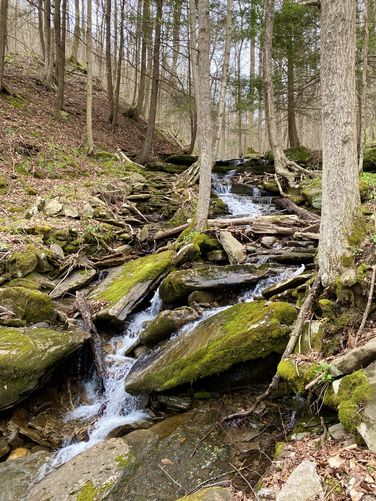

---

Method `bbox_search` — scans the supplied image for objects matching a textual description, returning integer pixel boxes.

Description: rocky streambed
[0,164,331,499]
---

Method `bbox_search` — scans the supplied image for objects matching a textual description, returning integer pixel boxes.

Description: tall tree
[86,0,94,154]
[54,0,66,109]
[358,0,369,172]
[0,0,8,93]
[112,0,126,129]
[105,0,114,122]
[318,0,363,285]
[70,0,81,63]
[137,0,163,164]
[42,0,53,88]
[133,0,151,119]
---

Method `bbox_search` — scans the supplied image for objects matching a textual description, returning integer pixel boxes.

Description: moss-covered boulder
[140,307,200,346]
[125,300,296,393]
[89,251,174,325]
[300,177,322,209]
[5,246,38,278]
[0,287,55,324]
[0,326,88,410]
[160,264,279,304]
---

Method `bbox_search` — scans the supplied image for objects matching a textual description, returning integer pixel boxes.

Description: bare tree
[42,0,54,88]
[0,0,8,93]
[70,0,81,62]
[54,0,66,109]
[86,0,94,154]
[112,0,126,129]
[318,0,363,285]
[358,0,369,172]
[105,0,114,122]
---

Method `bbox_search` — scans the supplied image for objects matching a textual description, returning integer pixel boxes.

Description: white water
[212,171,272,216]
[49,169,299,469]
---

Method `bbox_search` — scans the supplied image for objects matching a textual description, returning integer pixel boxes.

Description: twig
[354,264,376,345]
[230,462,260,500]
[158,464,185,493]
[190,424,218,458]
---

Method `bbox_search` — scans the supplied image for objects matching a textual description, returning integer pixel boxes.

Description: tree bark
[38,0,45,60]
[194,0,214,230]
[358,0,369,173]
[54,0,66,110]
[0,0,8,93]
[171,0,182,77]
[136,0,163,164]
[105,0,114,123]
[112,0,125,130]
[70,0,80,62]
[287,48,300,148]
[134,0,151,119]
[86,0,94,154]
[318,0,363,286]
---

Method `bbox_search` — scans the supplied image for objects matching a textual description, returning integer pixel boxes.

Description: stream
[47,170,303,471]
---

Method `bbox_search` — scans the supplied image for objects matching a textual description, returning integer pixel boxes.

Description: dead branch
[355,264,376,344]
[154,223,190,241]
[208,214,299,227]
[274,197,320,223]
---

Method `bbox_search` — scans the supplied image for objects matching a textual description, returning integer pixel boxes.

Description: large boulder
[0,326,88,410]
[125,300,296,393]
[159,264,279,304]
[89,251,174,325]
[140,307,200,346]
[0,287,56,325]
[50,268,96,299]
[5,246,38,278]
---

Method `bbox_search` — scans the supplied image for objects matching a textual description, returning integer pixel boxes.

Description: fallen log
[208,214,300,227]
[249,223,296,235]
[154,223,190,241]
[76,291,107,386]
[218,231,247,264]
[274,197,320,223]
[294,231,320,241]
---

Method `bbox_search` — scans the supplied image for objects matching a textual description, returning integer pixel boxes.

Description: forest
[1,0,376,499]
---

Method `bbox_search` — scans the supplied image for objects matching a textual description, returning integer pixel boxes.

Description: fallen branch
[208,214,299,227]
[76,291,107,386]
[154,223,190,241]
[223,273,322,421]
[274,197,320,223]
[355,264,376,344]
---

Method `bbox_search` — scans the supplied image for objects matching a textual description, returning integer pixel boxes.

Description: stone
[357,361,376,451]
[160,264,279,304]
[157,395,192,411]
[262,273,312,300]
[206,250,227,262]
[276,460,323,501]
[328,423,354,441]
[82,203,94,218]
[140,307,200,346]
[188,290,218,306]
[218,231,247,264]
[44,199,63,216]
[330,338,376,377]
[35,249,53,273]
[134,345,149,358]
[50,243,65,259]
[6,246,38,278]
[7,448,30,461]
[0,326,88,410]
[125,300,296,393]
[63,205,79,218]
[0,437,10,459]
[174,244,197,267]
[0,287,56,324]
[50,268,96,299]
[89,251,174,326]
[261,236,277,248]
[107,419,154,438]
[176,487,232,501]
[3,272,56,292]
[0,450,51,501]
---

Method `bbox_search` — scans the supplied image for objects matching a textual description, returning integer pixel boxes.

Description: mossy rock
[0,287,55,324]
[0,175,8,194]
[176,487,232,501]
[277,359,322,394]
[363,147,376,172]
[300,177,322,209]
[6,245,38,278]
[0,326,88,410]
[159,264,279,304]
[89,251,174,325]
[285,146,313,164]
[125,300,297,393]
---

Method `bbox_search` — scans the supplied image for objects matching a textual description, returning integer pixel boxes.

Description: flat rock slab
[330,338,376,377]
[276,460,323,501]
[262,272,312,299]
[50,268,96,299]
[177,487,232,501]
[89,250,174,325]
[357,361,376,451]
[159,264,280,304]
[0,326,88,411]
[125,300,296,393]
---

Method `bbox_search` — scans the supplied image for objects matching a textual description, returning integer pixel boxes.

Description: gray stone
[328,423,354,442]
[63,205,79,218]
[50,243,65,260]
[357,361,376,451]
[177,487,232,501]
[174,244,197,267]
[50,268,96,299]
[330,338,376,377]
[188,290,218,306]
[276,460,323,501]
[206,250,227,262]
[261,236,277,248]
[81,203,94,218]
[262,273,312,300]
[44,199,62,216]
[218,231,247,264]
[157,395,192,411]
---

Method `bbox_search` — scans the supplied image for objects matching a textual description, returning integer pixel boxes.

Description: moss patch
[337,370,373,434]
[0,286,55,323]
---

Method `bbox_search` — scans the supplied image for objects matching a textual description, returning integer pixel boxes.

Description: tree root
[223,272,322,422]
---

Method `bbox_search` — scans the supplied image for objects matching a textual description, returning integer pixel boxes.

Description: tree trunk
[43,0,53,87]
[213,0,233,158]
[287,49,300,148]
[318,0,363,286]
[194,0,214,230]
[0,0,8,93]
[112,0,125,130]
[54,0,66,110]
[70,0,80,62]
[358,0,369,173]
[136,0,163,164]
[38,0,45,60]
[237,39,244,157]
[134,0,150,119]
[105,0,114,123]
[171,0,182,77]
[86,0,94,154]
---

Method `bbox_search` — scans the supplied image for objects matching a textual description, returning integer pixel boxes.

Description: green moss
[0,287,55,323]
[323,386,340,408]
[76,482,97,501]
[324,478,343,496]
[0,175,8,194]
[6,245,38,278]
[300,177,322,209]
[177,230,220,256]
[90,250,174,305]
[277,359,321,394]
[262,180,280,194]
[3,94,27,109]
[193,391,212,399]
[285,146,313,164]
[274,441,286,459]
[114,452,135,470]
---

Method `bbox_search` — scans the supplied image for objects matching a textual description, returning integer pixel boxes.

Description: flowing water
[49,169,302,469]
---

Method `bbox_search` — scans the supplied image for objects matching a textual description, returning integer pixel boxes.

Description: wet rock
[134,345,149,358]
[7,447,30,461]
[174,243,197,267]
[188,290,219,306]
[176,487,232,501]
[125,300,296,393]
[276,460,323,501]
[165,154,198,166]
[0,450,51,501]
[160,264,279,304]
[206,250,227,262]
[140,307,200,346]
[231,183,252,195]
[157,395,192,411]
[89,250,174,326]
[330,338,376,377]
[50,268,96,299]
[44,199,63,216]
[218,231,246,264]
[0,326,88,411]
[0,287,56,324]
[107,419,154,438]
[262,273,311,299]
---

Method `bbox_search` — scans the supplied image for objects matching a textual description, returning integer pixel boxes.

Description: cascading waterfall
[48,169,302,470]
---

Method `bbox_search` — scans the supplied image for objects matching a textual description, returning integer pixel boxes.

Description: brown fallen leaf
[161,458,173,465]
